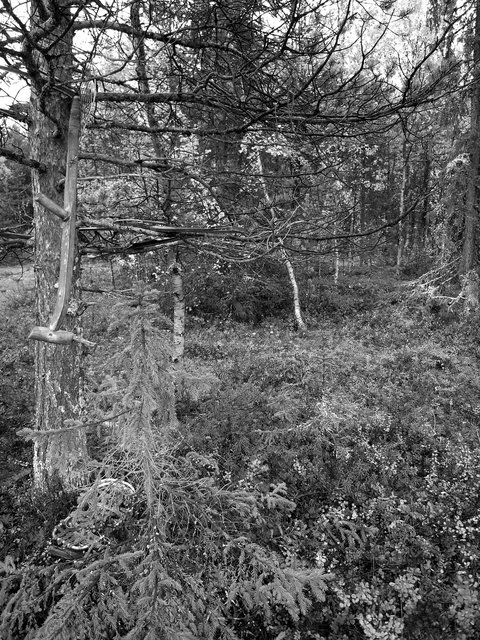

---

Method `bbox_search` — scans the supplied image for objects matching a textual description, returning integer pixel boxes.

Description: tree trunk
[416,142,431,250]
[333,219,340,284]
[130,0,164,158]
[359,149,366,266]
[28,0,87,491]
[283,251,307,332]
[464,270,480,314]
[383,142,395,256]
[255,150,307,330]
[347,208,355,271]
[169,247,185,363]
[461,0,480,280]
[396,137,410,276]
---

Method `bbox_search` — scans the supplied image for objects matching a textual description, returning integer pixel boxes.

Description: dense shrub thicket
[1,267,480,639]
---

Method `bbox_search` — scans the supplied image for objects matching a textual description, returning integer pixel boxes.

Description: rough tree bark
[28,0,87,490]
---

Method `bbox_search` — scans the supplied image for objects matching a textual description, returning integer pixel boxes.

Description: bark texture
[396,137,410,276]
[463,270,480,314]
[283,249,307,332]
[169,248,185,363]
[29,0,87,490]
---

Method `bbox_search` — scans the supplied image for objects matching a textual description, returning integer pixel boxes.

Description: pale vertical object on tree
[49,96,80,331]
[169,247,185,363]
[256,149,307,331]
[396,136,410,276]
[30,90,97,345]
[29,98,87,345]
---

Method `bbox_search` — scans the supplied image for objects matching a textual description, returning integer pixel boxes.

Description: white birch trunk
[396,137,409,276]
[256,150,307,330]
[283,248,307,332]
[169,248,185,363]
[334,220,340,284]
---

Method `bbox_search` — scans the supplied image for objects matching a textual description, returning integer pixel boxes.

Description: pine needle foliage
[0,287,329,639]
[90,286,177,512]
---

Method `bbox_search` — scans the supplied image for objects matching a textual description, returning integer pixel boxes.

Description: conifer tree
[27,0,88,489]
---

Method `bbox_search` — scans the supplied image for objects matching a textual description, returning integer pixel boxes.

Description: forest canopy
[0,0,471,261]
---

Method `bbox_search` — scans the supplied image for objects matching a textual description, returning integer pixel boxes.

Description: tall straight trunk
[169,247,185,363]
[416,142,431,250]
[130,0,164,159]
[359,150,366,266]
[396,137,410,276]
[130,14,185,349]
[404,210,412,254]
[282,248,307,332]
[28,0,87,490]
[461,0,480,277]
[256,151,307,330]
[347,208,355,271]
[383,143,395,255]
[333,219,340,284]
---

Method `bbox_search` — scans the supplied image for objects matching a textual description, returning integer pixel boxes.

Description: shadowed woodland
[2,0,480,638]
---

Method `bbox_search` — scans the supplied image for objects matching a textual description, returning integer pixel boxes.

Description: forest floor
[2,264,480,638]
[0,262,34,306]
[0,262,34,517]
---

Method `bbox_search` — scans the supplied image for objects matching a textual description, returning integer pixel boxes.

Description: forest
[1,0,480,638]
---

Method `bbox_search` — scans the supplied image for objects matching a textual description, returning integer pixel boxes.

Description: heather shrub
[175,275,480,639]
[0,289,35,536]
[0,288,35,433]
[1,290,330,640]
[4,266,480,639]
[302,441,480,639]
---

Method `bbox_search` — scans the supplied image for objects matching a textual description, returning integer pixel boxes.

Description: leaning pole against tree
[29,96,90,491]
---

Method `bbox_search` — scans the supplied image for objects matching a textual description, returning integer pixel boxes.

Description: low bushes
[3,269,480,638]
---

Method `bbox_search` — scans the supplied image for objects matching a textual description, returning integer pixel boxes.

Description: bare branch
[0,147,46,170]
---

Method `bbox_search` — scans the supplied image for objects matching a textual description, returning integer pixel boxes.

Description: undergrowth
[1,271,480,638]
[177,275,480,639]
